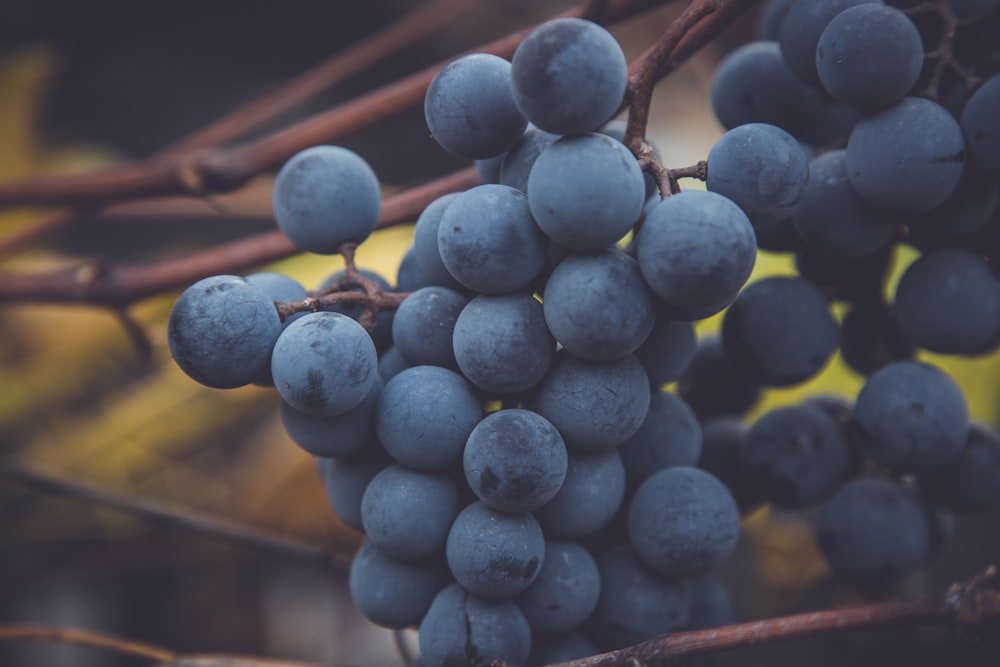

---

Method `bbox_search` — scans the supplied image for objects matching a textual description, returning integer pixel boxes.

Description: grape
[533,449,627,540]
[706,122,810,226]
[376,365,482,471]
[686,575,734,630]
[590,545,691,651]
[418,583,532,667]
[463,409,567,513]
[710,41,859,146]
[316,447,392,532]
[348,540,450,629]
[515,541,600,635]
[627,466,741,578]
[360,464,461,560]
[452,293,555,395]
[531,351,651,451]
[272,145,381,254]
[722,276,839,387]
[424,53,526,160]
[846,97,966,214]
[542,249,656,362]
[168,275,282,389]
[635,190,757,316]
[961,74,1000,180]
[527,133,646,251]
[854,361,969,473]
[511,18,627,135]
[391,286,468,368]
[893,249,1000,355]
[280,378,382,459]
[677,336,761,420]
[599,119,662,198]
[697,417,762,512]
[395,248,432,293]
[633,314,696,387]
[411,193,464,290]
[792,150,897,259]
[744,404,850,509]
[319,267,394,353]
[437,184,547,294]
[475,153,505,184]
[500,126,559,193]
[528,632,598,667]
[817,477,931,588]
[376,346,411,383]
[839,300,914,376]
[816,5,923,111]
[244,271,307,323]
[759,0,794,40]
[445,501,545,598]
[270,311,377,417]
[618,390,703,486]
[920,423,1000,516]
[777,0,883,85]
[907,168,999,247]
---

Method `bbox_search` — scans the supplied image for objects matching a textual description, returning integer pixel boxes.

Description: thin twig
[0,0,473,258]
[0,166,478,307]
[0,625,177,663]
[0,462,354,572]
[0,0,664,211]
[545,566,1000,666]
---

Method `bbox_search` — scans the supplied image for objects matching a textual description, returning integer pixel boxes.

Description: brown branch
[0,0,665,212]
[623,0,756,156]
[0,462,354,572]
[0,166,478,307]
[546,566,1000,666]
[0,624,333,667]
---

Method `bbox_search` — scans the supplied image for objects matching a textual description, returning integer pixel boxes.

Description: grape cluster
[164,3,1000,666]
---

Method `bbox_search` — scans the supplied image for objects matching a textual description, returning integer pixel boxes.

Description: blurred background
[0,1,997,665]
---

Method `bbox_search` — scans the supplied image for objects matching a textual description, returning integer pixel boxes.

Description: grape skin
[349,540,450,629]
[514,541,600,635]
[391,286,468,369]
[533,449,627,540]
[280,378,382,459]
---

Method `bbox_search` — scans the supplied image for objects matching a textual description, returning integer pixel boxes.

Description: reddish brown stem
[0,0,664,211]
[0,167,478,307]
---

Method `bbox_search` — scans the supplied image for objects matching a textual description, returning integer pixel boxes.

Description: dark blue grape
[816,4,923,111]
[543,249,656,361]
[418,583,532,667]
[686,575,734,630]
[500,126,559,193]
[475,152,505,184]
[590,545,691,651]
[792,150,897,258]
[633,314,696,387]
[511,18,627,135]
[446,501,545,598]
[272,145,381,254]
[628,466,741,578]
[361,464,461,559]
[396,247,432,293]
[818,477,930,588]
[316,450,391,532]
[961,74,1000,180]
[528,632,597,667]
[376,365,482,471]
[759,0,794,40]
[677,336,761,420]
[391,286,468,368]
[270,311,377,417]
[893,249,1000,355]
[168,275,282,389]
[636,190,756,316]
[697,417,763,512]
[319,267,395,353]
[245,271,307,323]
[349,539,450,629]
[531,351,651,451]
[453,293,555,395]
[527,133,645,251]
[599,119,661,198]
[515,541,600,635]
[412,193,464,290]
[424,53,526,160]
[907,167,999,247]
[280,378,382,459]
[854,361,969,472]
[533,449,626,540]
[846,97,965,214]
[438,184,547,293]
[706,122,809,226]
[920,423,1000,515]
[839,299,915,377]
[744,404,850,509]
[464,409,567,513]
[619,390,702,487]
[376,346,411,383]
[710,41,859,147]
[755,215,803,253]
[722,276,839,387]
[777,0,883,85]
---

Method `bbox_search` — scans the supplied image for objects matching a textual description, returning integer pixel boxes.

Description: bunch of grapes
[165,1,1000,665]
